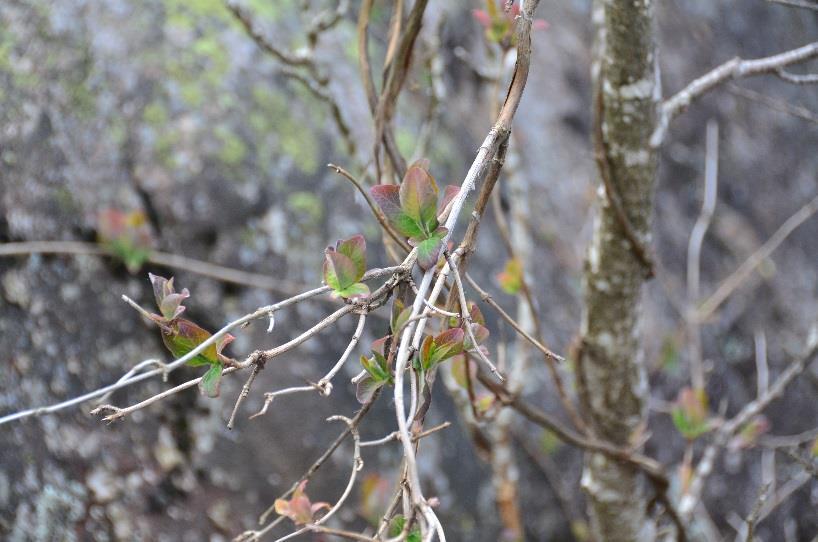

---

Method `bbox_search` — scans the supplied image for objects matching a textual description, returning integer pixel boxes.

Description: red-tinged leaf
[274,481,327,525]
[728,416,770,451]
[148,273,190,320]
[410,158,431,172]
[323,250,358,292]
[433,328,465,363]
[469,302,486,326]
[333,235,367,282]
[98,209,153,272]
[497,258,523,295]
[371,336,389,358]
[162,318,219,367]
[360,473,391,525]
[437,185,460,223]
[400,165,439,236]
[370,184,402,223]
[356,374,384,404]
[199,363,223,397]
[419,335,435,370]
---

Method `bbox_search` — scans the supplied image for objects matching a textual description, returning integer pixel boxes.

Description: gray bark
[578,1,659,540]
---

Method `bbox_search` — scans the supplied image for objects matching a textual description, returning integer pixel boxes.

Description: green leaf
[199,363,223,398]
[432,328,465,363]
[412,227,447,270]
[98,209,153,273]
[335,282,370,300]
[400,164,440,236]
[390,299,412,335]
[370,184,402,224]
[323,251,357,291]
[388,515,421,541]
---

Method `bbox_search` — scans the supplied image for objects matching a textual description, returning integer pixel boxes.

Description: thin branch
[728,84,818,125]
[744,483,771,542]
[652,41,818,147]
[0,265,401,426]
[775,68,818,84]
[696,193,818,321]
[228,362,264,430]
[327,163,411,252]
[687,120,719,391]
[465,273,563,363]
[678,325,818,520]
[765,0,818,11]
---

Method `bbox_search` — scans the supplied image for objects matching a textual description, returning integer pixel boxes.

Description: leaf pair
[357,337,393,404]
[323,235,369,299]
[370,161,459,270]
[140,274,234,397]
[274,481,329,526]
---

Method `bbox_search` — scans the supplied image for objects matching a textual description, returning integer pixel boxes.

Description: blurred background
[1,0,817,540]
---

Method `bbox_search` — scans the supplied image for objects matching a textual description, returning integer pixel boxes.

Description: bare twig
[728,84,818,124]
[696,193,818,321]
[687,120,719,391]
[652,41,818,147]
[228,362,264,430]
[745,483,771,542]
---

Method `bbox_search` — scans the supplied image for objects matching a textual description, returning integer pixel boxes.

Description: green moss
[215,125,247,166]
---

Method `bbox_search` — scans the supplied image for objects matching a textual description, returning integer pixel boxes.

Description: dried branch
[651,41,818,147]
[765,0,818,11]
[728,84,818,124]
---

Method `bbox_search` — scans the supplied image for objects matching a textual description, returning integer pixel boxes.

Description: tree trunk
[578,1,659,540]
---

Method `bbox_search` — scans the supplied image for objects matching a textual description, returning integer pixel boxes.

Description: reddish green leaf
[98,209,153,273]
[323,251,356,290]
[464,323,490,351]
[334,235,367,282]
[370,184,402,223]
[149,273,190,320]
[162,318,219,367]
[412,228,447,270]
[433,328,465,361]
[671,388,710,440]
[469,302,486,326]
[728,416,770,451]
[400,165,439,236]
[497,258,523,295]
[450,354,471,388]
[199,363,223,397]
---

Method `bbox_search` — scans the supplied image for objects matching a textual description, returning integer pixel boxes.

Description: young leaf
[355,374,384,404]
[389,515,422,542]
[199,363,223,397]
[497,258,523,295]
[336,282,370,300]
[98,209,154,272]
[391,299,412,335]
[162,319,219,367]
[400,164,440,236]
[323,235,368,298]
[370,184,403,224]
[671,388,710,440]
[274,481,329,525]
[411,227,448,270]
[334,234,367,283]
[432,328,465,362]
[149,273,190,321]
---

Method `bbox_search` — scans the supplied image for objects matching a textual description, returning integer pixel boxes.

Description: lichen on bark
[579,0,659,540]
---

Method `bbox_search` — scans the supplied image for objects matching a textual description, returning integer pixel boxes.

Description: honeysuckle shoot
[323,234,370,299]
[127,274,235,397]
[274,481,329,525]
[370,160,460,270]
[418,327,465,371]
[97,208,153,272]
[356,336,392,404]
[671,387,710,440]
